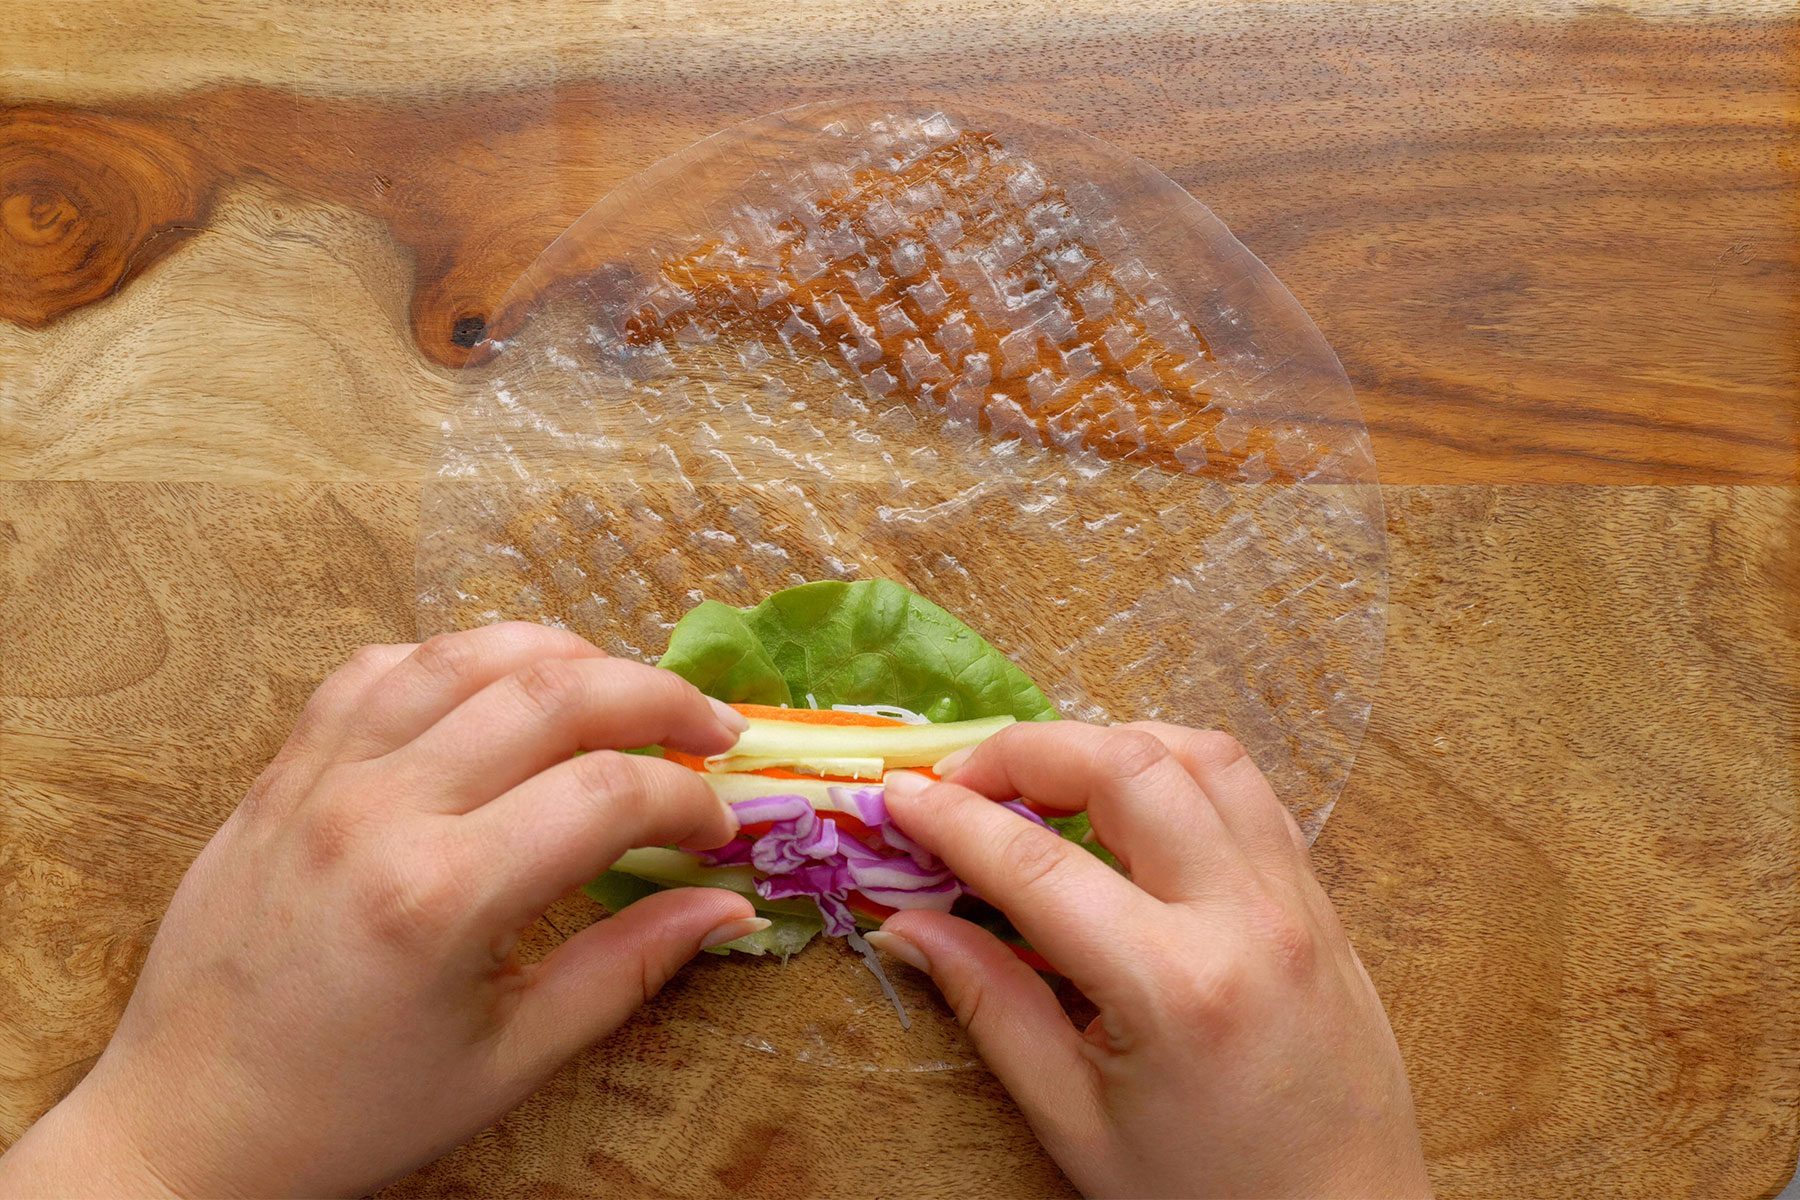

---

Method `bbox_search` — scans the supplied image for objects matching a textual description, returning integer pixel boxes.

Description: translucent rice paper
[416,102,1386,1068]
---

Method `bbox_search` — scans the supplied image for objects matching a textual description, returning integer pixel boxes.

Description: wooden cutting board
[2,4,1794,1198]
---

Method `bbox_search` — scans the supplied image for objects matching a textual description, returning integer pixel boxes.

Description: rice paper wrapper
[416,101,1388,1070]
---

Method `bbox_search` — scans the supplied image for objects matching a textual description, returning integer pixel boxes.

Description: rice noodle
[831,702,931,725]
[847,929,911,1030]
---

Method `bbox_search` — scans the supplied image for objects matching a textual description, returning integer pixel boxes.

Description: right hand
[877,722,1431,1199]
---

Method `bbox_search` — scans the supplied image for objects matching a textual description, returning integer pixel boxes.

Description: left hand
[0,623,760,1198]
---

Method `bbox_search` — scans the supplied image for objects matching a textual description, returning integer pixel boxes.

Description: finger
[340,622,610,758]
[1138,725,1343,927]
[464,750,738,920]
[938,723,1256,901]
[507,886,756,1072]
[881,772,1162,1002]
[871,911,1098,1145]
[1120,722,1310,880]
[383,658,744,812]
[287,644,418,759]
[242,643,416,820]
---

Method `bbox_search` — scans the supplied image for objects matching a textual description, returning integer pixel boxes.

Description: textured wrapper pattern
[416,103,1387,1066]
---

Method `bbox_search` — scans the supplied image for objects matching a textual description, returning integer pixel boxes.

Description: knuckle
[638,951,671,1007]
[966,719,1034,768]
[1189,730,1251,772]
[312,645,390,702]
[1095,729,1172,783]
[413,632,482,685]
[1162,957,1250,1035]
[302,644,399,722]
[511,656,586,719]
[1264,911,1317,978]
[997,824,1074,897]
[942,972,988,1034]
[294,672,355,734]
[298,797,371,872]
[234,788,273,828]
[1121,722,1253,779]
[567,749,639,800]
[355,841,463,947]
[346,643,398,673]
[496,620,595,657]
[986,720,1034,752]
[617,660,689,710]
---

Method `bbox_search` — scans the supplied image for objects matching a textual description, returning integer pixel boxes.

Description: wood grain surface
[5,1,1796,484]
[2,3,1797,1199]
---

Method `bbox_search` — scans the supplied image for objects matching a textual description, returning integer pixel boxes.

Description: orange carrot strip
[729,703,906,728]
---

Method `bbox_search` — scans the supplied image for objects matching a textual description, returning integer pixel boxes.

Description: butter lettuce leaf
[582,870,823,959]
[658,579,1055,723]
[650,601,790,707]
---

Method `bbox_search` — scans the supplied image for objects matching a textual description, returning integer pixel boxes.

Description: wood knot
[0,108,213,327]
[2,187,80,245]
[450,314,488,347]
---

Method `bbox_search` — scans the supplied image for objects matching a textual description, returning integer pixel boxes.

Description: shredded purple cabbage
[830,785,889,825]
[698,838,755,866]
[695,781,1054,1026]
[729,793,813,825]
[701,783,1047,937]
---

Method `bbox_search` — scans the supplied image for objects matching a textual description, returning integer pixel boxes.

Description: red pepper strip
[737,809,879,841]
[1006,943,1056,974]
[847,891,898,920]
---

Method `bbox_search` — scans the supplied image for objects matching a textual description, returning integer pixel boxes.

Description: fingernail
[700,916,770,949]
[865,929,930,973]
[678,828,738,854]
[932,747,974,776]
[882,769,931,799]
[708,698,750,733]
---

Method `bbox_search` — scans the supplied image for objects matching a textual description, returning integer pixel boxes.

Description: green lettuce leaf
[651,602,790,707]
[707,914,822,960]
[582,870,825,959]
[582,869,665,913]
[658,579,1056,723]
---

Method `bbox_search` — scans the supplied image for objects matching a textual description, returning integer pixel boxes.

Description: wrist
[0,1082,179,1199]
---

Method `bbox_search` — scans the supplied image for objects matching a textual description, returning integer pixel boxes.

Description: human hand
[0,624,762,1199]
[875,723,1431,1199]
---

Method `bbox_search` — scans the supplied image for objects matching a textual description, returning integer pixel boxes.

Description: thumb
[871,910,1097,1138]
[509,886,759,1070]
